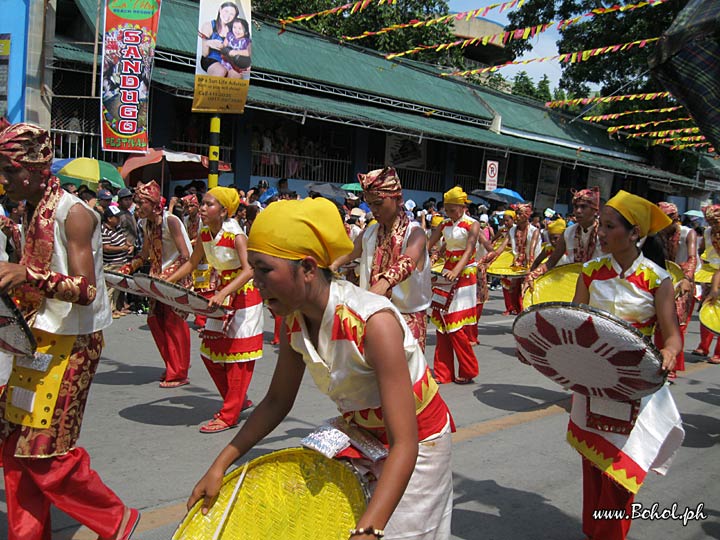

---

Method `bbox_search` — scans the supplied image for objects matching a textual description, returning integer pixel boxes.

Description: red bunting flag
[607,117,693,134]
[625,127,700,138]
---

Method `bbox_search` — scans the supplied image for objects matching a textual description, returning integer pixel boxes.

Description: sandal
[692,348,709,357]
[97,507,140,540]
[159,379,189,389]
[709,356,720,365]
[454,377,475,385]
[199,418,236,433]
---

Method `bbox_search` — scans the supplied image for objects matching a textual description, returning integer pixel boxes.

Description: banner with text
[193,0,252,113]
[0,34,9,118]
[100,0,161,152]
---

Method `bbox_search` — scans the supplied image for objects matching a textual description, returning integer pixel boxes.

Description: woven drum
[699,302,720,336]
[695,262,719,284]
[665,260,685,285]
[487,250,528,277]
[522,263,581,309]
[173,448,367,540]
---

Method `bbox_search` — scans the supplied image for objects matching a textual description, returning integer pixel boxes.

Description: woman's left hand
[659,348,677,373]
[209,291,228,308]
[0,262,28,293]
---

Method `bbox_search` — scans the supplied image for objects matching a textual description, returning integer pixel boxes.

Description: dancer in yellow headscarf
[187,196,455,539]
[570,190,682,540]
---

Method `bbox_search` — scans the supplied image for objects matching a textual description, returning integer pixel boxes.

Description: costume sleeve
[680,255,697,281]
[25,268,96,305]
[377,254,415,289]
[118,255,145,275]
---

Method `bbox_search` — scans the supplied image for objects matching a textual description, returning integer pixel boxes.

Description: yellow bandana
[605,190,671,237]
[444,186,468,206]
[504,210,516,220]
[247,198,353,268]
[208,187,240,217]
[547,218,567,235]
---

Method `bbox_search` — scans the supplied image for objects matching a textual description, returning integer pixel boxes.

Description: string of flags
[545,91,672,109]
[625,127,700,138]
[445,37,659,77]
[670,142,714,152]
[381,0,667,60]
[651,135,706,145]
[582,106,683,122]
[607,117,693,134]
[279,0,396,28]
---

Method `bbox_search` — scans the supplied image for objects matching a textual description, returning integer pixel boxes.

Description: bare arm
[427,225,443,251]
[572,273,589,305]
[356,311,419,532]
[166,240,206,284]
[654,279,682,371]
[369,227,427,297]
[167,215,190,260]
[704,269,720,305]
[330,230,364,272]
[208,234,254,308]
[187,327,306,513]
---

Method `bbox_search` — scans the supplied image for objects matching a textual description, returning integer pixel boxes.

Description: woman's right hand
[187,466,225,514]
[704,289,719,305]
[206,39,223,51]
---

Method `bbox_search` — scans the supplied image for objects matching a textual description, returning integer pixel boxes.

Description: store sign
[648,180,678,194]
[193,0,252,114]
[100,0,162,152]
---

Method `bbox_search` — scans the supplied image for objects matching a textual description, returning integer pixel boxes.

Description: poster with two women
[193,0,252,113]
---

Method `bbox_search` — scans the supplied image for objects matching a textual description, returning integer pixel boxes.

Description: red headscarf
[658,201,679,221]
[181,193,199,208]
[359,167,402,198]
[512,202,533,220]
[135,180,162,214]
[572,187,600,211]
[703,204,720,227]
[0,122,53,171]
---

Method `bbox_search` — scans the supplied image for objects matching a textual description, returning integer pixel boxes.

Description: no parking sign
[485,160,498,191]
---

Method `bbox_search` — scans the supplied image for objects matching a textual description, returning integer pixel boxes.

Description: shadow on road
[451,475,581,539]
[94,358,165,385]
[686,386,720,407]
[119,395,227,426]
[679,412,720,448]
[473,383,570,412]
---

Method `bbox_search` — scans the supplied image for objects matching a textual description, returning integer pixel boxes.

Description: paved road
[1,291,718,540]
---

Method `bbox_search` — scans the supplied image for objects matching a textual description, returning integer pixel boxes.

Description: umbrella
[304,182,348,200]
[121,148,232,186]
[51,157,125,190]
[471,188,525,204]
[684,209,704,218]
[649,0,720,152]
[341,182,363,192]
[492,187,525,204]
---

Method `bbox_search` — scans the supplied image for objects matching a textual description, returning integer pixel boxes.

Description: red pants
[697,325,720,356]
[147,302,190,382]
[433,329,479,383]
[582,457,634,540]
[203,359,255,425]
[2,431,125,540]
[501,285,522,314]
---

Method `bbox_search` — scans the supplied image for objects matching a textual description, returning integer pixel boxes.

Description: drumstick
[211,461,249,540]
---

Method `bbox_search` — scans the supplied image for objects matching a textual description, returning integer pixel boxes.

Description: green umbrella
[53,157,126,190]
[341,182,363,192]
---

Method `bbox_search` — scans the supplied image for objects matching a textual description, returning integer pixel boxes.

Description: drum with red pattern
[0,293,35,357]
[132,273,226,318]
[104,270,147,296]
[512,302,665,401]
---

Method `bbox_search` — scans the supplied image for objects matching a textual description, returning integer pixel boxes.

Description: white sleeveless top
[201,219,244,272]
[563,223,602,263]
[0,230,8,263]
[509,223,541,261]
[674,226,694,263]
[33,192,111,335]
[359,220,431,313]
[146,212,192,270]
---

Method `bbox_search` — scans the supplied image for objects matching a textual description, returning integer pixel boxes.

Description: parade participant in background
[495,202,540,316]
[469,214,499,345]
[0,123,139,540]
[571,190,683,540]
[655,201,697,377]
[524,187,601,294]
[168,187,262,433]
[120,181,193,388]
[188,197,454,539]
[332,167,431,350]
[530,217,567,270]
[692,204,720,363]
[182,193,213,328]
[427,186,480,384]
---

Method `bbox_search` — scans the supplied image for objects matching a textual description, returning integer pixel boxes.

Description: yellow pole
[208,115,221,188]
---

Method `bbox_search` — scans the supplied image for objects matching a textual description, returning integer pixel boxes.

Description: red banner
[101,0,162,153]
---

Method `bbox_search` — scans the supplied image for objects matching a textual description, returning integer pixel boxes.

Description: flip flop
[709,356,720,365]
[159,379,189,389]
[97,507,140,540]
[454,377,474,385]
[199,418,236,433]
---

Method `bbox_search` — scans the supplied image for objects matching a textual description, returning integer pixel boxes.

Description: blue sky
[448,0,564,90]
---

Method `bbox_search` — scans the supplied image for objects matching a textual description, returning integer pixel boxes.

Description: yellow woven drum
[522,263,582,309]
[699,302,720,336]
[487,250,529,277]
[665,260,685,285]
[695,262,719,284]
[173,448,367,540]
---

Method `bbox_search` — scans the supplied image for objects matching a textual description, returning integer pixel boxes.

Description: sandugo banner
[101,0,162,152]
[193,0,252,113]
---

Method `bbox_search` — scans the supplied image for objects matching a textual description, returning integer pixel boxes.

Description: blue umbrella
[684,209,704,218]
[492,188,525,204]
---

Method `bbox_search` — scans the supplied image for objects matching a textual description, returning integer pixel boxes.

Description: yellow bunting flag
[546,91,673,109]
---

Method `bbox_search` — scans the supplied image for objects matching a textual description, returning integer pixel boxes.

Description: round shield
[0,294,36,357]
[173,448,367,540]
[522,263,582,309]
[513,302,665,401]
[695,262,719,284]
[104,270,147,296]
[132,274,226,318]
[487,250,529,277]
[699,301,720,336]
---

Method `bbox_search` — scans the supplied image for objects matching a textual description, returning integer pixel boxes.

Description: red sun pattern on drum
[515,309,662,401]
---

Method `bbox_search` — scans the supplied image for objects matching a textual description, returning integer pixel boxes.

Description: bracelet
[349,526,385,538]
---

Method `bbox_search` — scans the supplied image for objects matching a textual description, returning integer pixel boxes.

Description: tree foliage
[506,0,687,98]
[253,0,465,66]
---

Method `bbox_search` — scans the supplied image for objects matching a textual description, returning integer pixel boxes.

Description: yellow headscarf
[605,190,671,237]
[247,197,353,268]
[208,187,240,217]
[504,210,516,220]
[547,218,567,235]
[430,214,445,228]
[444,186,468,206]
